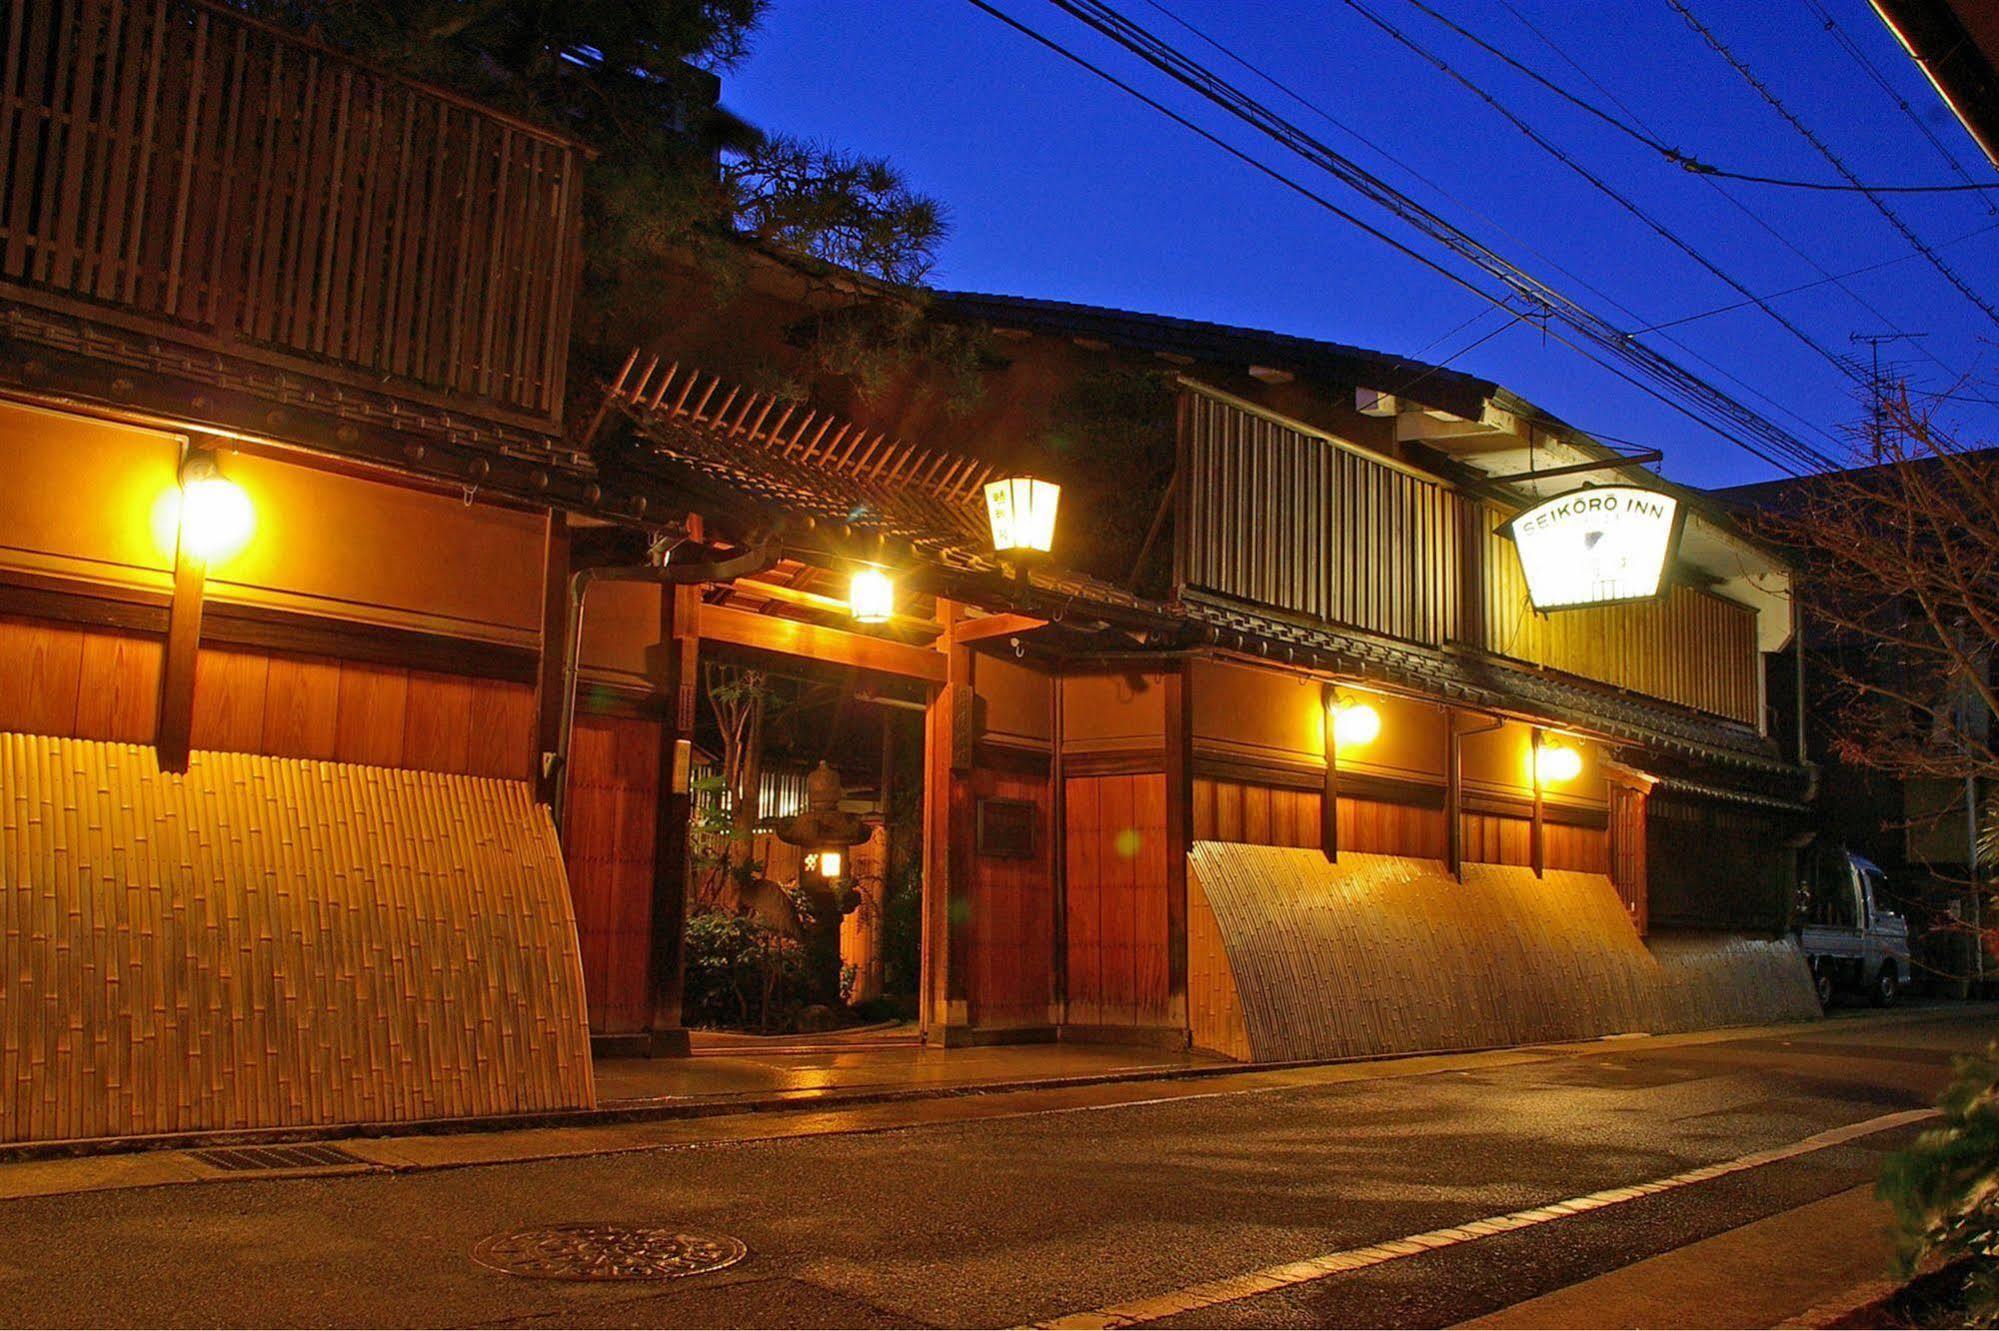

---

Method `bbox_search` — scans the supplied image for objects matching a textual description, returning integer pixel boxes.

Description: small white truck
[1796,846,1911,1008]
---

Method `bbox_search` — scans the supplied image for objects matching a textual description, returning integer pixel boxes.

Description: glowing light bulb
[175,459,253,563]
[1534,742,1583,785]
[849,567,894,624]
[1333,700,1381,748]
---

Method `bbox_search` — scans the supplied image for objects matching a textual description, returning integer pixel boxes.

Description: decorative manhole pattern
[471,1223,747,1282]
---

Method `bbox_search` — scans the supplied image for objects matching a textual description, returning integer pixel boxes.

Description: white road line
[1027,1107,1938,1330]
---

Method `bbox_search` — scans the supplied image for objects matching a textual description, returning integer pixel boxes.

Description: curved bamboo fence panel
[0,733,594,1145]
[1188,844,1815,1064]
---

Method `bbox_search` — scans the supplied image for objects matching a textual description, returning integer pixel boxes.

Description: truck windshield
[1805,852,1861,928]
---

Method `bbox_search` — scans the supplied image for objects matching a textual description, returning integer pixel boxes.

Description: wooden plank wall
[0,615,538,778]
[0,731,595,1143]
[1481,509,1761,725]
[1461,812,1609,873]
[0,615,161,744]
[1192,774,1604,870]
[190,647,535,779]
[0,0,580,425]
[1193,776,1453,859]
[560,716,659,1035]
[1646,792,1792,933]
[1180,390,1464,646]
[1063,773,1171,1028]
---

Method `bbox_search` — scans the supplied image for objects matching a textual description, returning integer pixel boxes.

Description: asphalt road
[0,1009,1987,1329]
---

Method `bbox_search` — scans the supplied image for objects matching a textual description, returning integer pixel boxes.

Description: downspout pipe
[552,535,780,837]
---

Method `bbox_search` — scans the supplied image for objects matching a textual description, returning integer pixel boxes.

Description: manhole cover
[471,1223,747,1282]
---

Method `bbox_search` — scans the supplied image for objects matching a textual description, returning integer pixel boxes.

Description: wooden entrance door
[561,715,661,1034]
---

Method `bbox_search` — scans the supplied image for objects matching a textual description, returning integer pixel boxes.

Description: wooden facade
[0,2,1818,1142]
[1177,386,1765,727]
[0,0,581,427]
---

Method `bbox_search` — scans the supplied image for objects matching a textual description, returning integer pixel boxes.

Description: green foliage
[729,137,946,288]
[804,298,993,415]
[1879,1041,1999,1325]
[682,909,807,1032]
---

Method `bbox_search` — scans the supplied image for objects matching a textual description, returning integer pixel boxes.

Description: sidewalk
[594,1029,1220,1106]
[1458,1184,1898,1330]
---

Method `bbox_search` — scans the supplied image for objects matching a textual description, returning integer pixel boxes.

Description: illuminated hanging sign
[1506,486,1681,610]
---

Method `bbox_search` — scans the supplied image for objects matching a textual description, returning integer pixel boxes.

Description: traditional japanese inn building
[0,0,1816,1147]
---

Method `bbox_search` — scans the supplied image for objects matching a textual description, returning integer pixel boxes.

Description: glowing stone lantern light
[776,762,869,897]
[984,475,1060,556]
[849,567,894,624]
[175,453,254,562]
[1533,740,1584,786]
[1332,697,1381,749]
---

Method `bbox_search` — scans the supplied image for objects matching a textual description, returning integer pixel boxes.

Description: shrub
[1879,1041,1999,1326]
[682,910,808,1033]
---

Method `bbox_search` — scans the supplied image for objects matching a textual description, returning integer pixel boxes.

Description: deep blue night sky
[724,0,1999,490]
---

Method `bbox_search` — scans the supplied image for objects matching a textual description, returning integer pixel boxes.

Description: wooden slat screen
[0,0,580,426]
[1179,389,1464,646]
[1480,508,1760,725]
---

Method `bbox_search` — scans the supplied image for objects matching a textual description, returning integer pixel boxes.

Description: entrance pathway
[594,1029,1225,1107]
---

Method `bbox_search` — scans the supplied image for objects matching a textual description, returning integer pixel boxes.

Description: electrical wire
[1136,0,1847,451]
[1665,0,1999,333]
[1342,0,1867,399]
[1490,0,1999,409]
[1631,222,1999,333]
[1379,0,1999,195]
[985,0,1840,473]
[1797,0,1995,215]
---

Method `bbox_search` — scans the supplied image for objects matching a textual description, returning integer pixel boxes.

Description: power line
[1665,0,1999,333]
[965,0,1838,474]
[1137,0,1846,451]
[1053,1,1843,471]
[1797,0,1996,215]
[1376,0,1999,195]
[1489,0,1999,408]
[1628,222,1999,333]
[1341,0,1867,395]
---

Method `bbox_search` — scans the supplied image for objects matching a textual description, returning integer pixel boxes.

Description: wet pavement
[593,1027,1224,1105]
[0,1006,1987,1328]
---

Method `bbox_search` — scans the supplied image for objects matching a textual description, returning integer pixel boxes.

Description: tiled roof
[938,290,1522,428]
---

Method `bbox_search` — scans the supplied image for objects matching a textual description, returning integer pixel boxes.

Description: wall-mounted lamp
[984,475,1060,555]
[1533,739,1583,785]
[175,452,253,562]
[1332,696,1381,749]
[849,567,894,624]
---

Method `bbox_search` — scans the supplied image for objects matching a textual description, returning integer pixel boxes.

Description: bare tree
[1753,386,1998,971]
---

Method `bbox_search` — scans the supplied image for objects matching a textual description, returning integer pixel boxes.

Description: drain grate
[189,1142,368,1172]
[473,1223,747,1282]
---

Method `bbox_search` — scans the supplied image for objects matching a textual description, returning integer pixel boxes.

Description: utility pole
[1849,331,1926,460]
